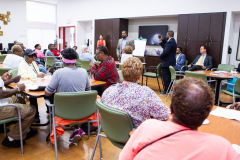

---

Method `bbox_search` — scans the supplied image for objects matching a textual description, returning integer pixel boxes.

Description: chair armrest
[175,74,185,77]
[45,99,54,108]
[211,68,217,71]
[149,66,157,68]
[220,81,235,86]
[0,104,21,118]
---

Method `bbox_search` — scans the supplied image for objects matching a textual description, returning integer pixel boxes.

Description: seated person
[121,45,133,64]
[79,45,96,62]
[3,45,24,69]
[73,46,79,56]
[102,57,169,128]
[33,56,47,74]
[173,47,186,71]
[51,44,61,56]
[0,73,37,148]
[45,48,91,143]
[35,44,44,59]
[188,46,213,71]
[119,77,240,160]
[16,42,25,53]
[90,46,119,95]
[18,49,45,123]
[46,43,62,67]
[18,49,45,79]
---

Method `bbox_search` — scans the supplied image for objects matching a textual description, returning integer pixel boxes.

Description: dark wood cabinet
[177,12,226,68]
[177,14,188,41]
[95,18,128,60]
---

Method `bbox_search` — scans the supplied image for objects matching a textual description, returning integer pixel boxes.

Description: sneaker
[69,129,81,143]
[2,137,25,148]
[160,91,167,95]
[25,128,38,140]
[79,128,85,137]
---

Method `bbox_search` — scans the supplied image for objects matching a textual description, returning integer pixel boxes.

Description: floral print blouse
[101,82,169,128]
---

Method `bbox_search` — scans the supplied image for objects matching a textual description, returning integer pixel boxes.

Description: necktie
[197,55,203,65]
[176,54,180,61]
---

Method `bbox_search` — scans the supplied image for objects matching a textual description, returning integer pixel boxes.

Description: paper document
[210,107,240,121]
[232,144,240,154]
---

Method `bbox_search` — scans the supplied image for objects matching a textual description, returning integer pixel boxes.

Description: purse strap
[137,129,189,154]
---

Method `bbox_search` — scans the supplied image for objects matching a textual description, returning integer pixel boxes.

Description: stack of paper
[210,107,240,121]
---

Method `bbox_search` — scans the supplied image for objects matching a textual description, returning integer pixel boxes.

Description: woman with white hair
[79,45,95,62]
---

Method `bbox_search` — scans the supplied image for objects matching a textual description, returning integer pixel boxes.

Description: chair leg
[49,106,53,145]
[146,77,148,86]
[52,113,58,160]
[88,121,90,139]
[157,77,161,92]
[165,81,172,97]
[218,83,222,106]
[18,116,24,155]
[4,123,7,138]
[142,76,143,86]
[90,126,102,160]
[166,81,174,102]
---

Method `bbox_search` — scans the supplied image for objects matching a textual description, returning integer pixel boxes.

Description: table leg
[215,79,221,105]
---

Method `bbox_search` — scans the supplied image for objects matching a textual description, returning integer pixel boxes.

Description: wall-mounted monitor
[139,25,168,45]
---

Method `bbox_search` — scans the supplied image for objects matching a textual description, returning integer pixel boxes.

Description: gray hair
[80,45,88,52]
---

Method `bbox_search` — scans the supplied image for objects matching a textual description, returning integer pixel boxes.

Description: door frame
[58,26,76,50]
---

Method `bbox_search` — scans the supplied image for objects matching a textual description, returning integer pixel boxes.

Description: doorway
[58,26,76,51]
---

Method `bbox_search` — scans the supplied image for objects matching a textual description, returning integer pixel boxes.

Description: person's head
[166,30,174,40]
[200,46,207,55]
[96,46,108,62]
[35,44,41,50]
[48,43,54,50]
[24,49,37,64]
[123,45,133,54]
[176,47,182,54]
[99,35,103,40]
[12,45,23,57]
[80,45,88,53]
[53,44,58,50]
[171,77,214,130]
[122,57,143,83]
[13,40,18,45]
[73,46,77,51]
[16,42,24,50]
[61,48,78,67]
[122,30,128,39]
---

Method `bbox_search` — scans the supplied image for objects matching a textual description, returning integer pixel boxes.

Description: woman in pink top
[120,77,240,160]
[34,44,44,58]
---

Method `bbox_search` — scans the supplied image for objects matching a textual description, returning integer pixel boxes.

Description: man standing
[188,46,213,71]
[159,30,177,95]
[116,30,135,60]
[173,47,186,71]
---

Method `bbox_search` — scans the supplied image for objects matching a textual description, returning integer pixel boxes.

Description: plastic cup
[36,78,41,86]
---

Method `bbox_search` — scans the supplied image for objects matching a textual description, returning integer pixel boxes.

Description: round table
[194,71,240,104]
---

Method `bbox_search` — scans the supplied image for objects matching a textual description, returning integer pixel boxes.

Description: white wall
[128,17,178,55]
[76,21,92,54]
[57,0,240,63]
[0,0,27,50]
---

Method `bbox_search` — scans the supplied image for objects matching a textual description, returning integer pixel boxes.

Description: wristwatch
[16,86,20,92]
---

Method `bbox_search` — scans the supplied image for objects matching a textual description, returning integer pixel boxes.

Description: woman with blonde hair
[102,57,168,128]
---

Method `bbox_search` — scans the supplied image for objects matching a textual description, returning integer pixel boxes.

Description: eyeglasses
[28,54,36,58]
[96,51,102,56]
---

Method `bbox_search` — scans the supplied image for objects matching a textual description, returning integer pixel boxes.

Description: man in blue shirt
[173,47,186,71]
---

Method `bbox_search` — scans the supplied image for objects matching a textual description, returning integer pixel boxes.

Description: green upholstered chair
[142,63,162,92]
[79,59,91,72]
[45,91,99,160]
[94,61,101,66]
[0,68,12,76]
[75,58,81,67]
[185,71,217,95]
[218,78,240,106]
[90,99,134,160]
[118,70,123,83]
[211,64,235,72]
[165,66,184,101]
[8,69,18,78]
[45,57,61,73]
[180,60,188,71]
[0,104,24,154]
[0,55,7,63]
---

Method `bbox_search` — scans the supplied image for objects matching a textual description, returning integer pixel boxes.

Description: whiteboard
[132,39,147,57]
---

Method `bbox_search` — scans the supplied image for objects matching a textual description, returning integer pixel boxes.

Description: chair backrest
[54,91,97,120]
[75,58,81,67]
[185,71,207,82]
[185,60,188,65]
[118,70,123,83]
[94,54,97,61]
[217,64,235,72]
[169,66,176,80]
[118,64,122,70]
[79,59,91,71]
[96,99,134,143]
[0,55,7,63]
[94,61,101,66]
[9,69,18,78]
[156,63,162,76]
[46,57,55,66]
[0,68,12,76]
[234,78,240,93]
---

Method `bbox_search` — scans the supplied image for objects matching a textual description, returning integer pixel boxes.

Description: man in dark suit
[188,46,213,71]
[159,30,177,95]
[173,47,186,71]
